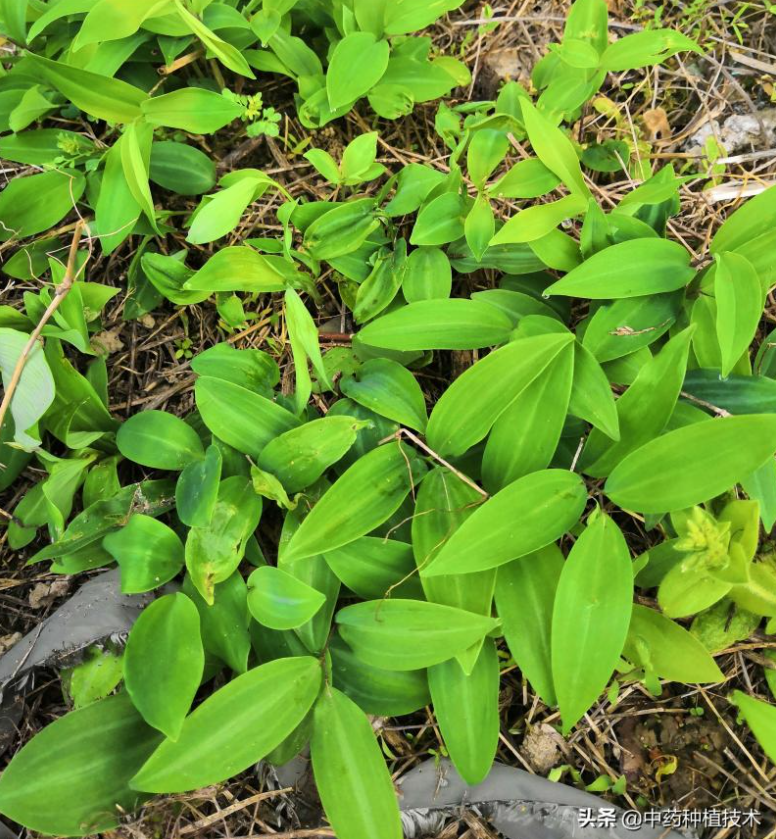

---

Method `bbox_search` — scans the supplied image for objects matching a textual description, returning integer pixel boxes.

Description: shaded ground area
[3,0,776,837]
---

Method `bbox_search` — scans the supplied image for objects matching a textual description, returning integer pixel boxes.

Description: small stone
[520,722,567,774]
[28,579,70,609]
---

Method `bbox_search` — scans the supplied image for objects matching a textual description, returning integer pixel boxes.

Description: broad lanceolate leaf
[102,514,184,593]
[490,195,588,246]
[247,565,326,630]
[423,470,587,576]
[195,376,300,457]
[624,605,722,683]
[330,635,430,716]
[341,358,427,431]
[711,183,776,255]
[545,239,694,299]
[0,694,161,837]
[605,415,776,513]
[551,511,633,734]
[132,657,321,793]
[283,442,421,562]
[428,639,500,785]
[26,54,146,123]
[285,288,331,413]
[258,416,363,493]
[142,87,244,133]
[124,593,204,741]
[324,537,423,600]
[175,443,222,527]
[185,476,262,603]
[495,544,564,706]
[426,332,574,457]
[568,342,620,440]
[184,247,296,293]
[521,98,589,198]
[581,326,694,477]
[311,688,402,839]
[326,33,390,110]
[183,572,251,674]
[357,299,513,351]
[715,252,763,378]
[0,328,55,450]
[482,341,573,491]
[731,690,776,763]
[337,599,499,671]
[412,467,496,672]
[116,410,204,470]
[0,169,85,243]
[402,247,452,302]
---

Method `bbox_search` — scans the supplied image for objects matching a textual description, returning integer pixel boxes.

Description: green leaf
[187,180,262,245]
[337,599,498,670]
[491,195,587,246]
[149,141,217,195]
[357,299,513,351]
[324,536,423,600]
[730,690,776,763]
[26,53,146,123]
[402,247,452,302]
[496,544,563,705]
[184,246,295,293]
[304,148,341,184]
[283,442,420,562]
[545,239,694,298]
[247,565,326,630]
[95,140,140,255]
[304,198,379,260]
[711,183,776,255]
[175,443,222,527]
[410,191,466,246]
[258,416,363,493]
[0,169,85,243]
[412,467,495,671]
[464,195,495,261]
[568,342,620,440]
[326,33,390,110]
[482,341,573,490]
[117,410,204,470]
[353,240,408,324]
[195,376,300,457]
[120,121,158,232]
[552,511,633,733]
[311,687,402,839]
[715,252,763,378]
[185,476,262,603]
[428,639,500,785]
[624,605,723,683]
[131,656,322,793]
[383,0,464,35]
[467,129,510,188]
[330,635,430,716]
[582,292,682,362]
[183,571,251,674]
[124,593,204,740]
[341,358,427,432]
[174,0,254,77]
[0,694,161,837]
[423,469,587,577]
[75,0,171,48]
[103,515,184,594]
[285,288,331,412]
[0,328,55,450]
[599,29,701,71]
[488,158,561,199]
[521,98,590,198]
[581,326,694,477]
[426,332,574,457]
[142,87,244,133]
[605,415,776,513]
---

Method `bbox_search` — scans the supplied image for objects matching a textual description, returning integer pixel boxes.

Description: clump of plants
[2,0,776,837]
